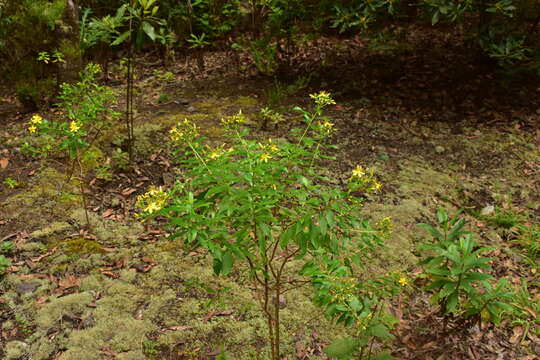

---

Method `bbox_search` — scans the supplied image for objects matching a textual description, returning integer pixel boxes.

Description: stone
[435,145,445,154]
[480,205,495,216]
[174,98,190,105]
[15,281,41,295]
[186,105,197,113]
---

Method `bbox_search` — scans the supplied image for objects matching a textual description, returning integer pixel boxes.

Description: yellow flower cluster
[205,144,234,160]
[28,114,43,133]
[221,110,246,128]
[329,277,357,304]
[69,121,81,133]
[260,107,284,125]
[318,119,335,135]
[135,186,169,216]
[309,91,336,107]
[258,139,279,163]
[170,119,199,143]
[348,165,382,193]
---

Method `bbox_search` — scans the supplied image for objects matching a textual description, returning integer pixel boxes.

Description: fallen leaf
[101,271,119,278]
[121,188,136,196]
[163,325,192,332]
[0,158,9,169]
[510,326,523,344]
[58,275,81,289]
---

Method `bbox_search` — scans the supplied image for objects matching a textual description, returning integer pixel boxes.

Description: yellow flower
[28,125,37,133]
[322,120,334,129]
[398,276,409,286]
[30,114,43,124]
[170,119,199,143]
[136,186,169,217]
[221,110,246,127]
[260,153,272,163]
[309,91,336,107]
[69,121,81,133]
[351,165,365,178]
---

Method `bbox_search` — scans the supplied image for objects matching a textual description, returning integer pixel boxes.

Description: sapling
[26,63,118,227]
[137,92,387,359]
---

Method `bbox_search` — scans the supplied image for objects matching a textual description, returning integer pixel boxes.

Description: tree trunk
[57,0,82,85]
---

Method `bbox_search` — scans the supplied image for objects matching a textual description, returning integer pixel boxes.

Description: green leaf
[111,30,130,46]
[367,323,394,339]
[349,296,361,312]
[221,251,233,275]
[323,337,359,359]
[445,291,459,314]
[432,10,440,25]
[436,208,448,225]
[142,21,156,41]
[371,351,394,360]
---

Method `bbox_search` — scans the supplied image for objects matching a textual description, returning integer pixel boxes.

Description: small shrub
[138,92,386,359]
[419,208,514,327]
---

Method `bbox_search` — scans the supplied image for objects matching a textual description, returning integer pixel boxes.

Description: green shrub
[138,92,387,359]
[419,208,514,326]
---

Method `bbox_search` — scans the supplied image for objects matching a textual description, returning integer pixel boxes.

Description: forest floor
[1,34,540,360]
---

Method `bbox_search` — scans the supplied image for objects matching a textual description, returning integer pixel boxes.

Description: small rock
[480,205,495,216]
[174,98,190,105]
[132,263,147,272]
[15,281,41,295]
[435,145,445,154]
[186,105,197,113]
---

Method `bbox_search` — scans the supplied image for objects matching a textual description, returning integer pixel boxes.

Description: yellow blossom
[258,139,279,153]
[30,114,43,124]
[351,165,365,178]
[135,186,169,217]
[221,110,246,127]
[322,120,334,129]
[309,91,336,107]
[398,276,409,286]
[260,153,272,163]
[28,125,37,133]
[69,121,81,133]
[170,119,199,143]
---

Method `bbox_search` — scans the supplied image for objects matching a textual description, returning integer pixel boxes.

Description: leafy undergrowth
[1,49,539,360]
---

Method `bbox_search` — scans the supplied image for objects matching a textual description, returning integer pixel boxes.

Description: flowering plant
[25,63,118,160]
[25,63,118,226]
[138,92,389,359]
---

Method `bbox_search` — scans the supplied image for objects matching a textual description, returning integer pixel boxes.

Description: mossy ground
[1,74,538,359]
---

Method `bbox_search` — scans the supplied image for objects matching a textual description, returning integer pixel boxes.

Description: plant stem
[76,149,90,228]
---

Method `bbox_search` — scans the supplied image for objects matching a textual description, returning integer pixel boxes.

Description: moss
[79,274,107,292]
[80,146,104,171]
[4,341,29,360]
[69,208,144,245]
[119,269,138,284]
[20,241,48,254]
[36,292,94,330]
[28,221,72,242]
[58,238,106,256]
[0,167,79,227]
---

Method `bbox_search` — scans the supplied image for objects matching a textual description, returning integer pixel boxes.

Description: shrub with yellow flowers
[25,63,118,161]
[24,63,118,226]
[138,92,392,360]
